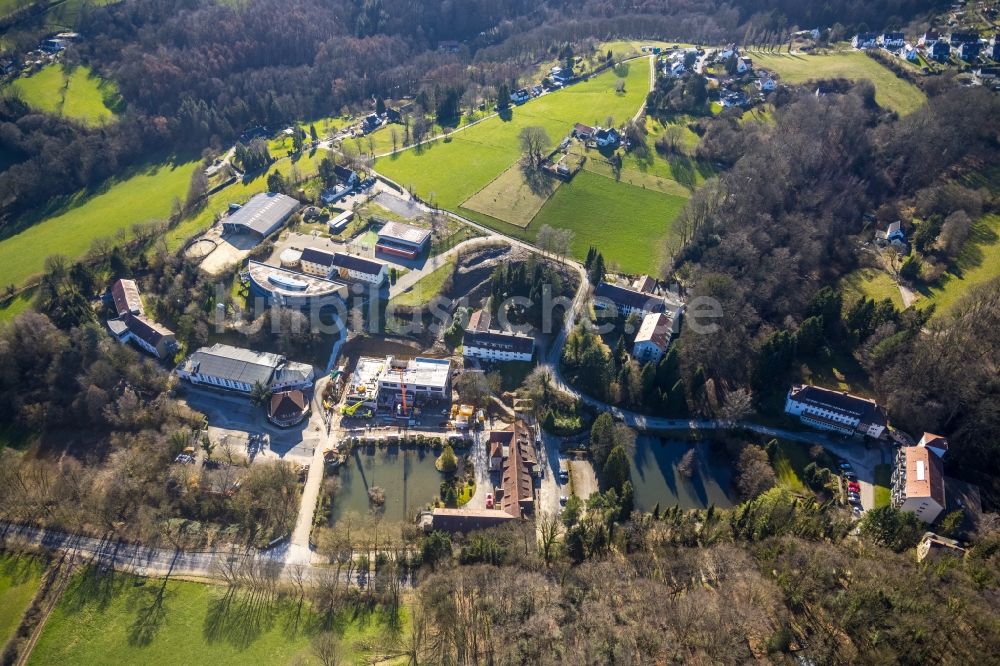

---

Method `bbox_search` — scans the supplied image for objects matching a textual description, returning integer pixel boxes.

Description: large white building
[345,355,452,410]
[298,247,387,285]
[176,344,313,394]
[107,314,176,360]
[784,385,887,438]
[632,311,679,363]
[462,309,534,362]
[892,433,947,523]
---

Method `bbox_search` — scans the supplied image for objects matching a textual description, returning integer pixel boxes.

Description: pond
[329,445,446,524]
[629,436,737,511]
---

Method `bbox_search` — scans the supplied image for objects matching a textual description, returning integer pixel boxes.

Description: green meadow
[9,64,121,125]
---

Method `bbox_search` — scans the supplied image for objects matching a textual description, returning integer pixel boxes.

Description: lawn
[917,214,1000,316]
[874,463,892,508]
[376,57,651,210]
[29,569,408,666]
[840,267,904,309]
[0,289,35,323]
[9,64,121,125]
[747,51,925,116]
[0,553,46,648]
[0,159,199,289]
[164,148,331,252]
[772,441,808,494]
[388,256,456,307]
[527,170,687,274]
[462,163,562,228]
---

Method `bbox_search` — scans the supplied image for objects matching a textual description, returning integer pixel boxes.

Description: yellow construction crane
[341,401,365,416]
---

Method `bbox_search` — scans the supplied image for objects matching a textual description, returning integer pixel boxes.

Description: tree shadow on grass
[519,161,557,198]
[126,549,183,647]
[203,586,279,650]
[667,153,697,190]
[949,218,999,278]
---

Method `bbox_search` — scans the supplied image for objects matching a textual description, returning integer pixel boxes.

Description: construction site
[340,355,453,424]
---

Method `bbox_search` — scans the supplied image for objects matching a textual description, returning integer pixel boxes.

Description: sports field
[747,51,925,115]
[29,569,408,666]
[0,159,199,288]
[9,64,120,125]
[376,58,651,209]
[462,163,562,227]
[0,553,45,648]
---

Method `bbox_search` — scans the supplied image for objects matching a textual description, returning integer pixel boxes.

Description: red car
[848,482,861,493]
[485,493,494,509]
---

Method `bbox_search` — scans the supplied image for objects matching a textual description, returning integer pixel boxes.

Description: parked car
[839,462,853,470]
[559,495,568,505]
[485,493,494,509]
[848,482,861,493]
[853,506,864,517]
[844,472,857,482]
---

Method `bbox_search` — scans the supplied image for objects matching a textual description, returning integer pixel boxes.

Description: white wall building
[463,329,534,362]
[176,344,313,394]
[892,434,947,523]
[784,384,887,437]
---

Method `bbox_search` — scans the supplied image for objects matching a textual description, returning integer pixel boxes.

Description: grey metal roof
[594,282,665,313]
[463,329,534,355]
[300,247,336,267]
[185,344,283,386]
[225,192,299,237]
[331,252,384,275]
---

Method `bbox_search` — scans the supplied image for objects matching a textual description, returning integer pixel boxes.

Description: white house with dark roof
[784,384,887,437]
[463,329,534,362]
[330,252,387,285]
[108,314,176,360]
[176,343,313,393]
[299,247,337,277]
[594,282,666,318]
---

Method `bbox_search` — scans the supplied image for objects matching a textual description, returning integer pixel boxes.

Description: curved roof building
[246,260,348,311]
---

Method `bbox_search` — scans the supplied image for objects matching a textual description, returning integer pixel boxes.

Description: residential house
[594,127,620,148]
[110,278,144,317]
[928,40,952,61]
[784,384,888,437]
[852,32,878,49]
[573,123,595,140]
[891,434,947,523]
[107,314,177,360]
[320,166,359,204]
[329,252,387,285]
[594,282,666,318]
[755,77,778,92]
[875,220,907,250]
[632,311,677,363]
[463,328,534,362]
[299,247,337,277]
[384,107,403,124]
[919,30,940,46]
[958,41,981,61]
[488,429,512,472]
[903,44,920,61]
[737,56,753,73]
[362,113,382,133]
[510,88,530,104]
[879,31,906,49]
[974,66,1000,85]
[718,44,737,60]
[949,31,980,46]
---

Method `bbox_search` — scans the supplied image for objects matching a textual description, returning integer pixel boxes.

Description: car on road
[840,462,853,471]
[848,482,861,493]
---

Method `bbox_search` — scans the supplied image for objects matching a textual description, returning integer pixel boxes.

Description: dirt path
[14,554,78,666]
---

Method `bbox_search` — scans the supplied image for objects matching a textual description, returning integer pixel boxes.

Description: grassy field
[0,159,199,289]
[874,463,892,508]
[917,214,1000,315]
[840,267,904,309]
[376,58,650,210]
[9,64,120,125]
[0,290,35,323]
[772,441,808,494]
[462,163,562,227]
[29,569,407,666]
[164,148,330,251]
[0,553,45,647]
[528,170,687,274]
[747,51,926,115]
[388,257,455,307]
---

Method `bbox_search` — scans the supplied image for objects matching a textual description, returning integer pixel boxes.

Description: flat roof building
[176,343,313,394]
[376,221,431,260]
[246,260,348,311]
[222,192,299,240]
[345,355,452,409]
